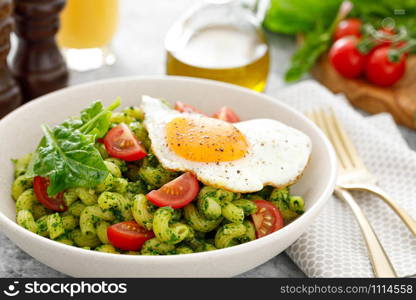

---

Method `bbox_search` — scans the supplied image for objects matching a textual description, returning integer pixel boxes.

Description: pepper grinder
[0,0,21,118]
[11,0,68,102]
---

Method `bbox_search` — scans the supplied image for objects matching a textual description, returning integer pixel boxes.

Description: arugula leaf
[26,99,120,196]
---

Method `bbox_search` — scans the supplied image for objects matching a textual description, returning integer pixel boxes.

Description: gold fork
[306,109,402,277]
[308,109,416,236]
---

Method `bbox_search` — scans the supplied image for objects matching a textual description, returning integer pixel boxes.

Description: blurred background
[5,0,415,130]
[64,0,292,90]
[60,0,416,150]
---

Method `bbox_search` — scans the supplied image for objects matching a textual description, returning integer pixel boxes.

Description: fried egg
[141,96,311,193]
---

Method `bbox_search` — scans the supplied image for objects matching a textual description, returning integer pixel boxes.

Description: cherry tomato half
[175,101,206,115]
[252,200,284,238]
[212,106,240,123]
[334,18,362,41]
[107,221,155,251]
[146,172,200,209]
[33,176,67,212]
[329,36,367,78]
[365,46,406,87]
[104,123,147,162]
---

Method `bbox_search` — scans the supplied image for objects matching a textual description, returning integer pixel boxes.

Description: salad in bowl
[0,77,336,277]
[12,95,311,255]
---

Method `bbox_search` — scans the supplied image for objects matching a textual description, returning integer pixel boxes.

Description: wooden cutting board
[312,55,416,129]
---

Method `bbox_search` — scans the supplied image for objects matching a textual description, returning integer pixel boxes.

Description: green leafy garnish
[284,23,333,82]
[26,99,120,196]
[263,0,416,81]
[263,0,341,35]
[284,1,353,82]
[78,99,120,138]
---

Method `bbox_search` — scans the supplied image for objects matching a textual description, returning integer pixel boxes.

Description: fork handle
[335,188,397,278]
[340,183,416,236]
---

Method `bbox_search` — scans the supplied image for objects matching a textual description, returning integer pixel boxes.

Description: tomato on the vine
[365,46,406,87]
[334,18,362,41]
[329,36,367,78]
[373,27,399,49]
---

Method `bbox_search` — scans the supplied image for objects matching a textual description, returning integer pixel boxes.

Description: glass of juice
[57,0,119,71]
[165,0,269,92]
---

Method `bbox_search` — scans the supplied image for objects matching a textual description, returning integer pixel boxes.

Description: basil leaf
[26,98,121,196]
[33,124,108,196]
[285,25,332,82]
[81,101,104,124]
[263,0,342,34]
[78,98,120,138]
[264,0,416,82]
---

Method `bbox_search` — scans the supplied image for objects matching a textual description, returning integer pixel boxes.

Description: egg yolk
[166,117,248,162]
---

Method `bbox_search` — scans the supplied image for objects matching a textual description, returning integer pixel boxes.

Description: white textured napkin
[273,80,416,278]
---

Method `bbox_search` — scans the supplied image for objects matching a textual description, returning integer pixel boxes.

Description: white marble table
[0,0,414,278]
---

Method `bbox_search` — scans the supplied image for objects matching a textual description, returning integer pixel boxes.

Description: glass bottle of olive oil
[165,0,269,92]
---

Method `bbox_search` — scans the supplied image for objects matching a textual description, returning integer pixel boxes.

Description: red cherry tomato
[252,200,284,238]
[334,18,362,41]
[175,101,206,115]
[33,176,67,212]
[329,36,367,78]
[371,28,406,53]
[373,27,396,49]
[104,123,147,162]
[107,221,155,251]
[378,27,396,40]
[212,106,240,123]
[378,27,396,35]
[146,172,200,209]
[365,46,406,87]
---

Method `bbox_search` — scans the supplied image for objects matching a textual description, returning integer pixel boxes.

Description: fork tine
[306,111,333,155]
[316,109,354,170]
[305,111,328,135]
[306,111,334,155]
[328,108,364,169]
[307,110,346,170]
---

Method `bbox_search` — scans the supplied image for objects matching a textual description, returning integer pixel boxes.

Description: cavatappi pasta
[12,104,305,255]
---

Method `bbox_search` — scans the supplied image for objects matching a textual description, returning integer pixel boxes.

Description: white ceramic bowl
[0,76,337,277]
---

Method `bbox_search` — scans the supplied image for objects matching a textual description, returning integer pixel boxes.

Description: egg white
[141,96,312,193]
